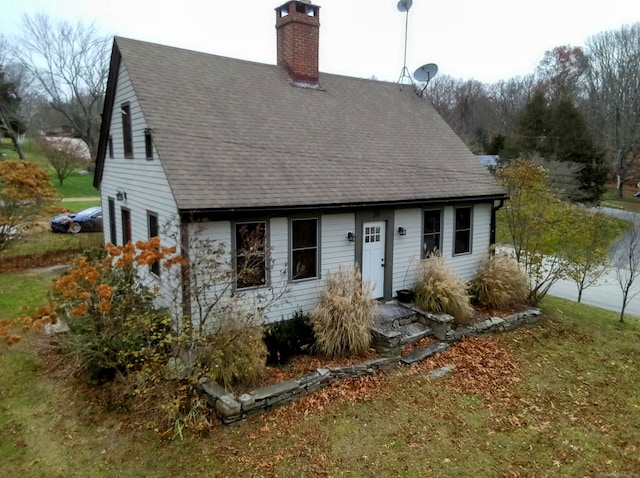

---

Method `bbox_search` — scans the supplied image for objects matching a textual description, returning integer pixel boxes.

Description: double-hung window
[290,218,318,281]
[423,210,441,257]
[235,221,267,289]
[454,206,472,255]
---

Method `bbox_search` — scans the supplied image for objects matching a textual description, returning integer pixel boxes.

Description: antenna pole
[396,0,414,86]
[403,9,409,74]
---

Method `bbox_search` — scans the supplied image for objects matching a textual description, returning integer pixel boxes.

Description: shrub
[264,310,315,365]
[470,251,530,310]
[49,242,174,383]
[200,322,267,387]
[414,252,473,324]
[311,266,376,357]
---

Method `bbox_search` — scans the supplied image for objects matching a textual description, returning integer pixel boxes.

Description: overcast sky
[2,0,640,84]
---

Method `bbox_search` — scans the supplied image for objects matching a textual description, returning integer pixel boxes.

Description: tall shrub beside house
[469,251,529,309]
[414,252,473,324]
[311,266,376,357]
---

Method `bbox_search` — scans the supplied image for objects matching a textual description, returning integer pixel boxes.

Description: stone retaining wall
[443,308,542,342]
[201,357,401,424]
[201,307,542,424]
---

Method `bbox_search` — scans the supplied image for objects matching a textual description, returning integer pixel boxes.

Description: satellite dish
[397,0,413,13]
[414,63,439,83]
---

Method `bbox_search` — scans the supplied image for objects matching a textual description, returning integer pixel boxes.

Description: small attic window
[279,6,289,17]
[121,103,133,158]
[144,128,153,160]
[108,135,113,159]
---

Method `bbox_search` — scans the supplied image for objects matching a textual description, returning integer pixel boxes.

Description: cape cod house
[94,0,506,322]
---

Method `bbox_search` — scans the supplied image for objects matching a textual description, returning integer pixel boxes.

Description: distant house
[94,0,506,322]
[477,155,499,169]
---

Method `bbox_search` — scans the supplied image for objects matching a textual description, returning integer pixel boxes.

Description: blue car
[50,206,103,234]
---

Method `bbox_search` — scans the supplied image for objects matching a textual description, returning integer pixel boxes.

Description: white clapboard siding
[442,203,492,281]
[392,208,422,292]
[187,214,357,323]
[100,61,180,301]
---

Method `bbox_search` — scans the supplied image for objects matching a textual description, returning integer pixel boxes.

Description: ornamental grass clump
[414,252,473,324]
[470,251,530,310]
[311,266,376,357]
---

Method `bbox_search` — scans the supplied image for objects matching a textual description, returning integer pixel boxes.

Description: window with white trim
[235,221,267,289]
[454,206,472,255]
[423,209,441,257]
[291,218,318,281]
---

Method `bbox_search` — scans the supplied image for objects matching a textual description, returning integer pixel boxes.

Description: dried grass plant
[470,251,530,310]
[311,266,376,357]
[414,252,473,323]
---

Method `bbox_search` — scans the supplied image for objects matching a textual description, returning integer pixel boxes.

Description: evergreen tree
[507,91,606,202]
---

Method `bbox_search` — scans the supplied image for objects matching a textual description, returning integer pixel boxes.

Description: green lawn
[1,269,639,476]
[54,172,99,198]
[601,186,640,213]
[1,137,98,199]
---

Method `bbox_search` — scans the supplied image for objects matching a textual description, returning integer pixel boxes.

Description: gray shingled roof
[113,37,505,211]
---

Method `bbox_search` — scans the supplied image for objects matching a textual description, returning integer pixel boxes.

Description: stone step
[371,321,433,356]
[398,322,433,346]
[400,341,449,365]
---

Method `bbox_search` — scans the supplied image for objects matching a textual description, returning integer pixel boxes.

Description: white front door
[362,221,386,299]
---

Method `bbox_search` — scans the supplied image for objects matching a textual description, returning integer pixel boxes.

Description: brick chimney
[275,1,320,85]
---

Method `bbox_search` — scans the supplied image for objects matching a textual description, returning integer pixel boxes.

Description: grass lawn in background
[601,186,640,213]
[1,137,98,199]
[53,171,99,199]
[1,268,639,477]
[60,200,102,212]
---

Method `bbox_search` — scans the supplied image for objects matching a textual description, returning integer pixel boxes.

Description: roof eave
[178,193,508,221]
[93,39,122,189]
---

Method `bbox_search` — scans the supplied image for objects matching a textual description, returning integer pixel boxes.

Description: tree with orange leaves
[0,160,58,250]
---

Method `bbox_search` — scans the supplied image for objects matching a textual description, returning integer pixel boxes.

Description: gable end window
[290,218,318,281]
[148,212,160,276]
[108,135,114,159]
[235,221,267,289]
[145,129,153,160]
[454,206,472,255]
[121,102,133,158]
[423,209,441,257]
[108,198,116,245]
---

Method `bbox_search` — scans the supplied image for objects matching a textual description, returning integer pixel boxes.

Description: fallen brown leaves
[414,337,523,401]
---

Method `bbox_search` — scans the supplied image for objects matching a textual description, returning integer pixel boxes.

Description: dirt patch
[0,251,78,273]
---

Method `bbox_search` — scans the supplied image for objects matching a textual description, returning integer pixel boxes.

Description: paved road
[548,269,640,319]
[547,207,640,319]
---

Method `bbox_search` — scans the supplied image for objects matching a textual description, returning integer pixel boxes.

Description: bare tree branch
[9,14,110,159]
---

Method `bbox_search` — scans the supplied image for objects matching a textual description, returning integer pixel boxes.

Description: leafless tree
[425,75,503,152]
[9,14,110,159]
[34,135,89,185]
[535,45,589,102]
[612,215,640,322]
[486,75,536,132]
[584,23,640,197]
